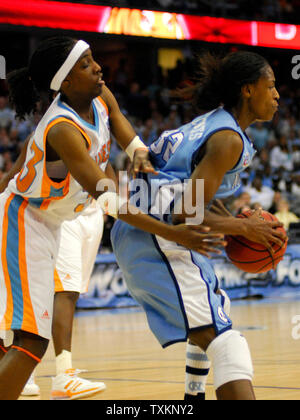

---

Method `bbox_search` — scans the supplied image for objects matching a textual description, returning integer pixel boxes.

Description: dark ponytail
[7,36,77,120]
[193,53,224,111]
[181,50,270,113]
[7,67,40,120]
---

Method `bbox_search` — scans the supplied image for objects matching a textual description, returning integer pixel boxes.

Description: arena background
[0,0,300,309]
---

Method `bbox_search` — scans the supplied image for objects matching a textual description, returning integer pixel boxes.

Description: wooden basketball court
[20,297,300,400]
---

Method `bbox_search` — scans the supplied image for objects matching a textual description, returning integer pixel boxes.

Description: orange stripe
[11,345,41,363]
[0,193,15,331]
[54,269,64,293]
[16,140,43,194]
[97,96,109,116]
[0,345,7,353]
[40,117,90,200]
[18,200,39,335]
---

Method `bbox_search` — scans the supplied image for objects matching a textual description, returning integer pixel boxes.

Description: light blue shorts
[111,220,232,348]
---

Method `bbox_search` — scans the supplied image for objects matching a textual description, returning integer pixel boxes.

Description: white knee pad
[206,330,253,390]
[220,289,231,315]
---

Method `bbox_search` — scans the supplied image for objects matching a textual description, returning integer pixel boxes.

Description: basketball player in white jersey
[0,36,224,400]
[0,88,152,399]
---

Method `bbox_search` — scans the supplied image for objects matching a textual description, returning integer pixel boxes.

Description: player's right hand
[132,148,158,178]
[170,224,227,258]
[242,208,288,254]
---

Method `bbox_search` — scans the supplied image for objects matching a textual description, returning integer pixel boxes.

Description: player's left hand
[132,148,158,178]
[210,199,233,218]
[171,224,227,258]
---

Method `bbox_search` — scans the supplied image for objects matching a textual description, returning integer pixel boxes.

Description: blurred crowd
[1,52,300,248]
[71,0,300,23]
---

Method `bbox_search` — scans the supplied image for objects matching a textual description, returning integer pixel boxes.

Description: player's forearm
[173,208,246,236]
[203,209,247,236]
[117,203,177,242]
[110,113,137,151]
[105,162,119,192]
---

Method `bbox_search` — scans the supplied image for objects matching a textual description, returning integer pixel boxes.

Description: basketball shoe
[21,372,41,396]
[51,369,106,400]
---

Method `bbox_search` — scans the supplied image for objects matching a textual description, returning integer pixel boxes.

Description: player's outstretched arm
[47,122,224,256]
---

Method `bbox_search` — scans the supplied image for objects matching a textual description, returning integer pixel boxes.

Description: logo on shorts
[41,310,50,320]
[218,306,228,323]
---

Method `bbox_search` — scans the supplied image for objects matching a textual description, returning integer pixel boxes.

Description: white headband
[50,40,90,91]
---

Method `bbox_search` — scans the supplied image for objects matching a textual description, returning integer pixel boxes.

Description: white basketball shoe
[51,369,106,400]
[21,372,41,396]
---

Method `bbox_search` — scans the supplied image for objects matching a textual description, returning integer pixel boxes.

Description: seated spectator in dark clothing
[125,82,151,121]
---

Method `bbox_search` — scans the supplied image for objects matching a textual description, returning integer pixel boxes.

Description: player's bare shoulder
[206,129,244,159]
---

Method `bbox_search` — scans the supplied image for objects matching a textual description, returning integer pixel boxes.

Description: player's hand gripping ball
[225,210,288,273]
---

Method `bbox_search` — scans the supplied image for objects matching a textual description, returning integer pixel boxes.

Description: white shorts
[0,192,60,340]
[54,207,103,294]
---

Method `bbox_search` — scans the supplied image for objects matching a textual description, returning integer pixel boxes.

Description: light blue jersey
[112,108,256,348]
[150,107,255,197]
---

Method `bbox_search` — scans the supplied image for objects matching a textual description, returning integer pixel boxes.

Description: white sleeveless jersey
[7,93,111,223]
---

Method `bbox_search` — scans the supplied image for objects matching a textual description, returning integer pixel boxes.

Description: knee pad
[206,330,253,390]
[220,289,231,315]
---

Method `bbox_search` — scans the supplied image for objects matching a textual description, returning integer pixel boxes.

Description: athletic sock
[184,342,211,400]
[56,350,72,376]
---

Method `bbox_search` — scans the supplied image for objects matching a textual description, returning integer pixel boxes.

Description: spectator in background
[1,150,13,173]
[270,135,293,171]
[0,96,14,128]
[231,191,251,215]
[291,174,300,198]
[269,190,283,214]
[275,198,299,230]
[164,104,181,130]
[256,164,273,188]
[291,139,300,172]
[244,176,275,210]
[113,58,130,96]
[247,121,270,151]
[10,117,35,142]
[277,175,300,216]
[0,127,10,147]
[125,82,151,121]
[261,0,281,19]
[138,118,158,145]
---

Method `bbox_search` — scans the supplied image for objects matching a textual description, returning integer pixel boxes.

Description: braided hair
[7,36,76,120]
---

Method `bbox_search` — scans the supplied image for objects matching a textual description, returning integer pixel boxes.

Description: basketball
[225,210,288,273]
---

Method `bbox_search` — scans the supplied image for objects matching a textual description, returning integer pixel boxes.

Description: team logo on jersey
[41,310,50,320]
[243,153,250,167]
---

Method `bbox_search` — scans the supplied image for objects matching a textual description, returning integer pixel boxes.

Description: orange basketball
[225,210,288,273]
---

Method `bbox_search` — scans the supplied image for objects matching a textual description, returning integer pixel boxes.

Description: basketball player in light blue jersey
[111,51,287,400]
